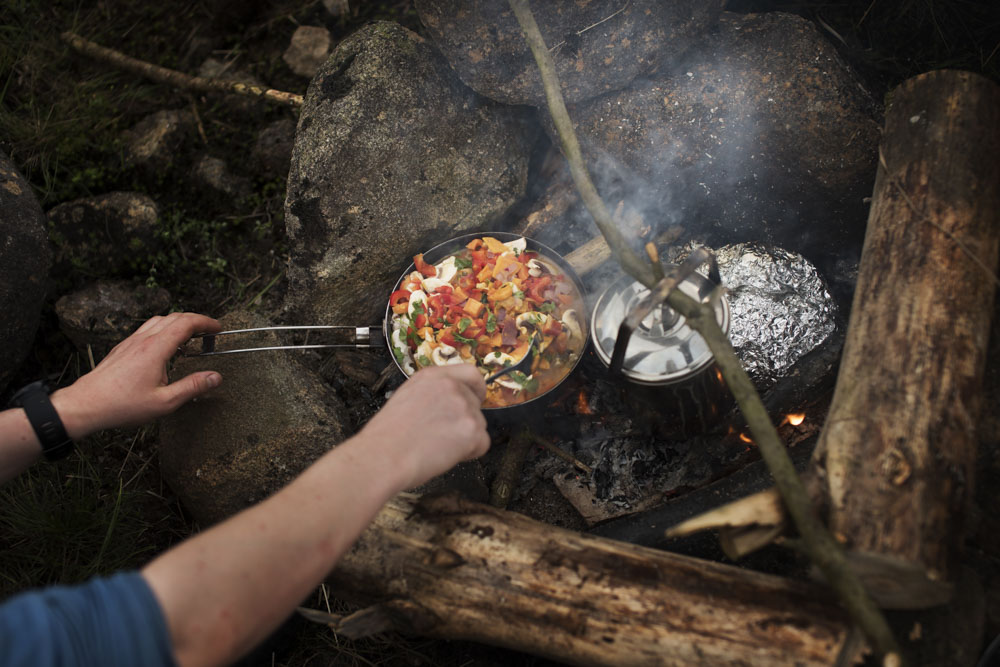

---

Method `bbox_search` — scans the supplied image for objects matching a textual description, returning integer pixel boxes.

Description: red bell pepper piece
[413,253,436,277]
[390,289,411,306]
[542,318,562,336]
[471,249,487,273]
[440,328,458,347]
[456,274,476,291]
[527,275,552,303]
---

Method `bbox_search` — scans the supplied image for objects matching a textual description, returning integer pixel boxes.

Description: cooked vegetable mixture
[389,236,586,408]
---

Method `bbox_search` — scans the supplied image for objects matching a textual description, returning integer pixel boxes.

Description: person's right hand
[357,364,490,490]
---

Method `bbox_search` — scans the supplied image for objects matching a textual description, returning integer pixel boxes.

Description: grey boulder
[416,0,725,106]
[546,12,881,260]
[159,310,351,526]
[284,21,535,326]
[54,280,171,359]
[47,191,159,277]
[0,151,51,392]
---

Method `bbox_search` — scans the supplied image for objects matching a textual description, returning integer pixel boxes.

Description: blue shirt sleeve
[0,571,177,667]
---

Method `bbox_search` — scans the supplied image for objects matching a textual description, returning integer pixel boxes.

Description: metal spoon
[485,333,540,385]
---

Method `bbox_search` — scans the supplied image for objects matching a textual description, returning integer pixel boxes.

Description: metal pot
[590,252,733,437]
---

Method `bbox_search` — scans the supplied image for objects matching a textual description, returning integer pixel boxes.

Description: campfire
[150,2,1000,665]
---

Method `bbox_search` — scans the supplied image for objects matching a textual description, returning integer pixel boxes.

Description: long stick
[61,32,303,108]
[506,1,901,662]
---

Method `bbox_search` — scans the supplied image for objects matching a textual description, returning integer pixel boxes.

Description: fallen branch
[507,0,901,662]
[315,493,855,666]
[61,31,303,108]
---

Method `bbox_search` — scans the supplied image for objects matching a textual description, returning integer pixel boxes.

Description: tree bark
[808,70,1000,609]
[321,494,853,667]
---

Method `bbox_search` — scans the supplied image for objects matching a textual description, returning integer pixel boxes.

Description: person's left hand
[52,312,222,438]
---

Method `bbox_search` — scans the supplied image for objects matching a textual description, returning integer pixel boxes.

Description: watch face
[8,380,48,408]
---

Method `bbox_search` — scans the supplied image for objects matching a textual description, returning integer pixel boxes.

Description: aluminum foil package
[713,243,838,389]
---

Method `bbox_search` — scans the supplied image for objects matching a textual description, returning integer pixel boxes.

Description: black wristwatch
[7,381,75,461]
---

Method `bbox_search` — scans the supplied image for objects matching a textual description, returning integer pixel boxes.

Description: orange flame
[576,390,593,415]
[738,432,753,444]
[784,413,806,426]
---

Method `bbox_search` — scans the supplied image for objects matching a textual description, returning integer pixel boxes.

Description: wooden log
[320,493,853,666]
[807,70,1000,609]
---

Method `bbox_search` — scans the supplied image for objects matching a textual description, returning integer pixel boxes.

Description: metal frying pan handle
[608,248,721,376]
[187,325,385,356]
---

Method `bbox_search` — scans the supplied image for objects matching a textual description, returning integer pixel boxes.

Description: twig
[644,241,665,282]
[490,427,532,508]
[507,0,902,663]
[245,269,285,309]
[529,435,592,475]
[505,8,657,287]
[548,0,631,52]
[61,32,303,108]
[189,99,209,144]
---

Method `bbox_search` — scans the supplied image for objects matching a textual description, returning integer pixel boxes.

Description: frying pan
[195,231,591,411]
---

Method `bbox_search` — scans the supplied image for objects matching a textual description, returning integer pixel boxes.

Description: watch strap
[9,381,75,461]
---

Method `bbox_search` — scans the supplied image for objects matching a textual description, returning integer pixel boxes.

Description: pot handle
[609,248,721,376]
[185,325,386,357]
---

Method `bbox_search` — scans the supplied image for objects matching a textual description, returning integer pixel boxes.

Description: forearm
[0,408,42,483]
[142,431,411,667]
[0,387,103,484]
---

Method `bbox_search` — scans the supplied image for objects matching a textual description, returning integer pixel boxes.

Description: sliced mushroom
[482,351,517,367]
[415,340,435,362]
[391,328,416,375]
[481,351,529,390]
[527,257,560,277]
[407,289,427,318]
[495,377,525,391]
[432,343,465,366]
[515,311,552,334]
[420,276,450,293]
[503,237,527,254]
[434,256,458,283]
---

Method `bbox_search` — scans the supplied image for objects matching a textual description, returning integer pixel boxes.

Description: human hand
[358,364,490,490]
[51,312,222,438]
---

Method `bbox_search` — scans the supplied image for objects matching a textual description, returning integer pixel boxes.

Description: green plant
[0,427,189,598]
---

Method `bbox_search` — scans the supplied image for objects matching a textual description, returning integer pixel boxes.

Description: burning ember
[784,413,806,426]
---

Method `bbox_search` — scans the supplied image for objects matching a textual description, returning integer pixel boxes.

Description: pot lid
[591,271,730,385]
